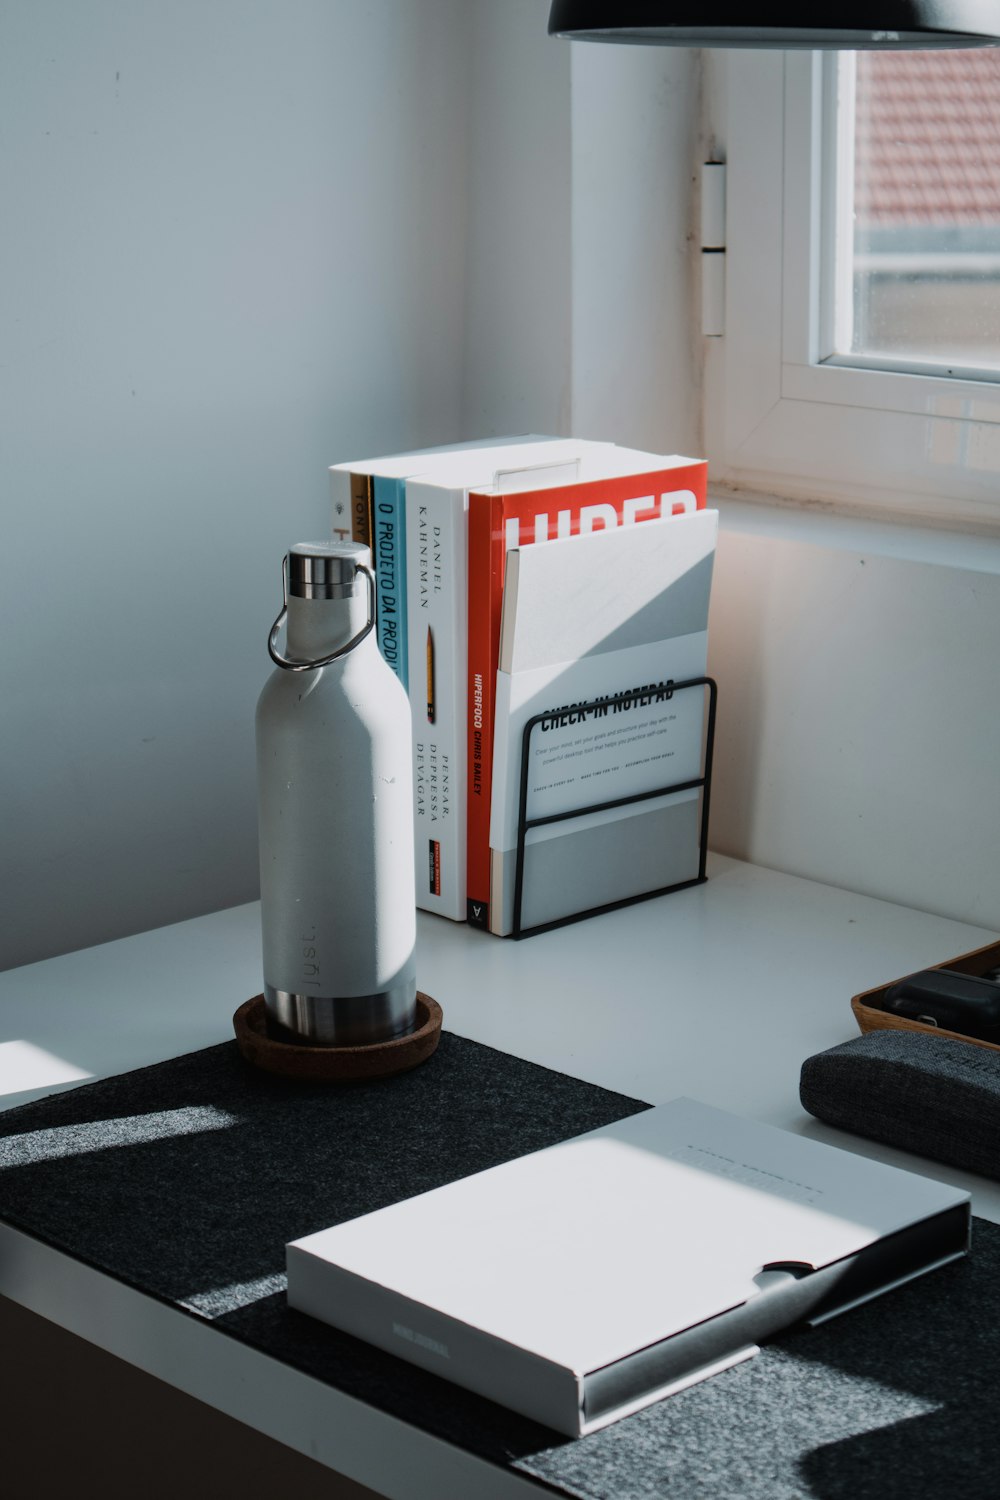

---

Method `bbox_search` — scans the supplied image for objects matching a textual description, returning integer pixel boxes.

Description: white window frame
[703,49,1000,531]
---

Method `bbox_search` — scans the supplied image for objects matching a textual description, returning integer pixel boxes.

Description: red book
[465,456,708,930]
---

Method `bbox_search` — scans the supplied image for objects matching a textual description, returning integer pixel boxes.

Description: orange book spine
[465,462,708,933]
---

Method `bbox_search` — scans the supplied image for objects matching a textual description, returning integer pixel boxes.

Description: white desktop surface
[1,853,998,1499]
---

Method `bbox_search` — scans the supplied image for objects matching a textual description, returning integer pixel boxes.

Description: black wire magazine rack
[511,675,717,939]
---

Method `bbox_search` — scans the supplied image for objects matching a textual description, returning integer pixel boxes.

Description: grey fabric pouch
[800,1029,1000,1180]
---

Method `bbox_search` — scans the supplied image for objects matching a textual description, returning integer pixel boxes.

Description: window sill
[711,484,1000,578]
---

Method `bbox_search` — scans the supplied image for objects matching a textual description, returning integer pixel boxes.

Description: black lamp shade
[547,1,1000,47]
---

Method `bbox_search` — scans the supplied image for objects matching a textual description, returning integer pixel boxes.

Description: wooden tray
[851,937,1000,1053]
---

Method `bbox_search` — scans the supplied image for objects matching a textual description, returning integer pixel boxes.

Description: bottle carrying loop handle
[267,558,377,672]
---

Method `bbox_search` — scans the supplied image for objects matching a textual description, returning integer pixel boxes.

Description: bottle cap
[287,540,372,599]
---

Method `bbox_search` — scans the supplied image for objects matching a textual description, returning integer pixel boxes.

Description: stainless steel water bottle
[256,540,417,1045]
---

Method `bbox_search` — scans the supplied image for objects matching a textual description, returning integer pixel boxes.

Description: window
[704,48,1000,529]
[849,49,1000,374]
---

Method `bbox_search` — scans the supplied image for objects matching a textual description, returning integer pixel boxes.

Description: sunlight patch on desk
[181,1271,288,1319]
[0,1039,92,1098]
[0,1105,240,1164]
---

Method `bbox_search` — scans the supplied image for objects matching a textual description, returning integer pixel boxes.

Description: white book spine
[405,478,468,920]
[329,466,353,538]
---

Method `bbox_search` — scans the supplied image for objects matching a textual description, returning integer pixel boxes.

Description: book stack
[330,437,713,933]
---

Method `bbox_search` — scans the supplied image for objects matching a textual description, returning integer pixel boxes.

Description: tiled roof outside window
[855,49,1000,229]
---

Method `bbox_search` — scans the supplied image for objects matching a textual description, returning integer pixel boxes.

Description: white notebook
[488,509,717,934]
[286,1098,970,1436]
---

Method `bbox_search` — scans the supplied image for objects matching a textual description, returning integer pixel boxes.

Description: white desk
[1,854,997,1499]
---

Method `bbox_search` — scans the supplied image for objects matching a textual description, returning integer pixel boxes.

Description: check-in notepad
[286,1099,970,1436]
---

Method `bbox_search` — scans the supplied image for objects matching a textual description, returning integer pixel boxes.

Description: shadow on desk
[513,1232,1000,1500]
[0,1294,380,1500]
[791,1257,996,1500]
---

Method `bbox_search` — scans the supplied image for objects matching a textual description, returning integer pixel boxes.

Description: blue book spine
[371,476,408,690]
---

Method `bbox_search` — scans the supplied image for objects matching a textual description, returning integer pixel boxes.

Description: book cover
[332,450,422,687]
[332,449,454,689]
[331,437,562,687]
[465,454,708,931]
[403,440,613,922]
[488,509,718,935]
[371,474,409,690]
[287,1097,970,1437]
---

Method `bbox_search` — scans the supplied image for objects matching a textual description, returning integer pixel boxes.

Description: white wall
[460,5,572,437]
[569,41,701,451]
[708,504,1000,930]
[8,0,987,969]
[460,8,702,455]
[0,0,704,971]
[0,0,473,969]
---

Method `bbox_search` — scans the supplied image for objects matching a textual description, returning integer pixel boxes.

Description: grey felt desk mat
[1,1030,997,1500]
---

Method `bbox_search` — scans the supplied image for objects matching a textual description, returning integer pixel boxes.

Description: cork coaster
[233,992,443,1082]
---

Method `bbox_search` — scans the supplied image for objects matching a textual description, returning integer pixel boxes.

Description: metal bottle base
[264,979,417,1046]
